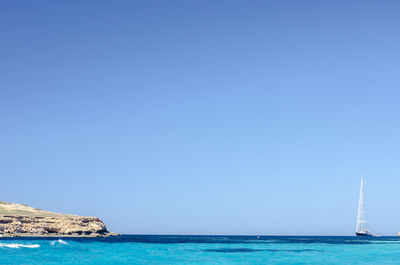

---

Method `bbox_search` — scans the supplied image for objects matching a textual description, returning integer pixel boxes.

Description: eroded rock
[0,201,112,237]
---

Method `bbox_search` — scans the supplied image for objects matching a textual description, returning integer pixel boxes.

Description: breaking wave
[0,243,40,249]
[50,239,68,246]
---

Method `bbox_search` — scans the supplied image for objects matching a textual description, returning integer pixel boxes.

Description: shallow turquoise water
[1,235,400,264]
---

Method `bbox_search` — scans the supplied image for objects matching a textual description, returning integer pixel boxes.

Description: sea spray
[0,243,40,249]
[50,239,68,246]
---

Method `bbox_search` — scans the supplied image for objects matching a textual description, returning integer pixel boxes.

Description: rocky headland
[0,201,116,237]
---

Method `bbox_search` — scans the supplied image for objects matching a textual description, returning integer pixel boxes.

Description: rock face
[0,201,112,237]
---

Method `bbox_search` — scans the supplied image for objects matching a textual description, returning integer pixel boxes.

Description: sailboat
[355,175,373,236]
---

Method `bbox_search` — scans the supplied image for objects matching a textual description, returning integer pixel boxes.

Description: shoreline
[0,232,120,238]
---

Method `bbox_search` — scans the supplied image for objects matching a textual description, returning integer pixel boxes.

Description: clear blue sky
[1,0,400,235]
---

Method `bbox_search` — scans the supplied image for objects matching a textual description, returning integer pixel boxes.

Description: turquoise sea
[1,235,400,264]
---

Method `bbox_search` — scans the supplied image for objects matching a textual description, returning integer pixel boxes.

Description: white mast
[356,174,366,233]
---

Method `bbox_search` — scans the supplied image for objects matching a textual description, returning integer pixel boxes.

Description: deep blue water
[1,235,400,264]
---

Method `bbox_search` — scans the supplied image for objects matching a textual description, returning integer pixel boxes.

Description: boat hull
[356,232,373,237]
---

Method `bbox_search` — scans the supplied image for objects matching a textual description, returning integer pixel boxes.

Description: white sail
[356,175,365,233]
[356,174,371,235]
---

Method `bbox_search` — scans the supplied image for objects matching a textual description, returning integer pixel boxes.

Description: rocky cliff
[0,201,114,237]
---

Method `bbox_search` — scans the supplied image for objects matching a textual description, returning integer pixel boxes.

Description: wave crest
[0,243,40,249]
[50,239,68,246]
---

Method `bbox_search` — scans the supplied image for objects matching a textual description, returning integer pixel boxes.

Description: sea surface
[1,235,400,264]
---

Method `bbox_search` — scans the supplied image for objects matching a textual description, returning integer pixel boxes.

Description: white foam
[57,239,67,244]
[0,243,40,248]
[50,239,68,246]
